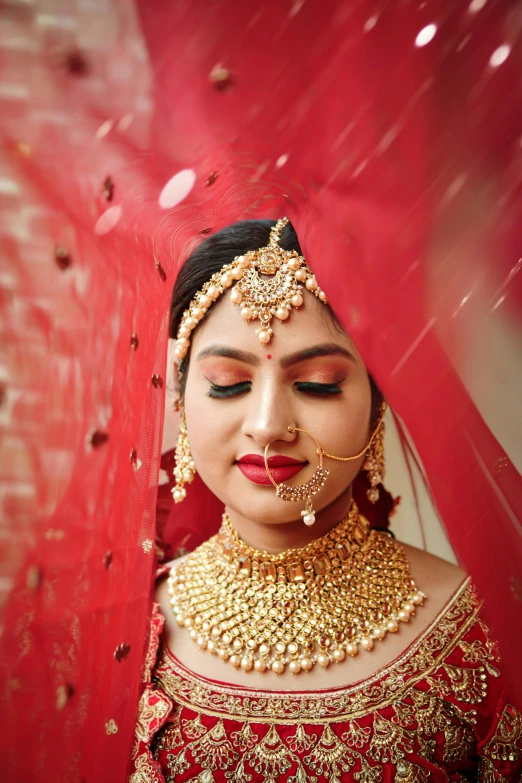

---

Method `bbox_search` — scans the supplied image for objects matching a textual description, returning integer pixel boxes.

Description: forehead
[190,289,360,360]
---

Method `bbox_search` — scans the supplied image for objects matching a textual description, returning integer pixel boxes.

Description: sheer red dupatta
[1,1,521,781]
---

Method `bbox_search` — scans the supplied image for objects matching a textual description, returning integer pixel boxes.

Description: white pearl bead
[295,269,307,281]
[387,619,399,633]
[207,285,220,300]
[199,295,212,309]
[229,654,241,668]
[287,258,300,271]
[172,487,186,503]
[258,331,270,344]
[254,659,266,672]
[404,602,414,615]
[192,307,204,320]
[373,626,386,640]
[240,307,253,320]
[346,643,358,657]
[241,657,253,671]
[174,345,187,360]
[275,307,289,320]
[319,291,327,301]
[332,648,345,662]
[178,326,191,338]
[230,288,243,304]
[398,609,410,623]
[237,255,250,268]
[185,317,197,329]
[271,660,284,675]
[177,337,190,349]
[289,660,301,675]
[300,657,312,671]
[303,513,315,527]
[317,654,330,668]
[221,273,232,288]
[361,636,374,651]
[305,276,318,291]
[412,592,424,605]
[290,293,304,307]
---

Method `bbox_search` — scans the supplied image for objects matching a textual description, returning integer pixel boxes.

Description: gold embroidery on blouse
[145,579,521,782]
[134,686,172,743]
[154,579,479,724]
[483,703,522,763]
[395,759,430,782]
[478,757,508,783]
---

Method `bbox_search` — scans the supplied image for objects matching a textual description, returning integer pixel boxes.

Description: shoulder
[401,541,467,599]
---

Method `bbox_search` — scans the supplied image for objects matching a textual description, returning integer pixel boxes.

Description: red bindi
[266,354,272,360]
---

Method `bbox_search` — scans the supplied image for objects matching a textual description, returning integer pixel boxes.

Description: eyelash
[208,381,342,399]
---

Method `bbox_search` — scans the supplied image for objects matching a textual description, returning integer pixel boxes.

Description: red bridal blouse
[129,577,522,782]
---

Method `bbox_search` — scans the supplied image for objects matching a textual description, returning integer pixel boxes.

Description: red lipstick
[236,454,307,485]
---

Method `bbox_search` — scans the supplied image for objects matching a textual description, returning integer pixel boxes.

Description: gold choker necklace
[168,502,426,675]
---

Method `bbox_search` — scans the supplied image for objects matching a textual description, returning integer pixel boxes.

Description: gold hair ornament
[174,217,327,362]
[264,401,388,524]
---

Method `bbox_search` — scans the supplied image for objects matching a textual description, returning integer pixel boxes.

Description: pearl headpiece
[174,217,327,362]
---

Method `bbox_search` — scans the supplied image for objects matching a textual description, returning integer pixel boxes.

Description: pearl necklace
[168,501,425,675]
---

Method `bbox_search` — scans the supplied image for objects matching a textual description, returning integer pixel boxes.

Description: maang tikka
[173,217,328,362]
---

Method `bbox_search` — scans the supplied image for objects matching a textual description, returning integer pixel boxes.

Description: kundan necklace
[168,501,426,675]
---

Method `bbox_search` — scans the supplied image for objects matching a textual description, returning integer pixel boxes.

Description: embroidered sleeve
[478,700,522,782]
[128,602,174,782]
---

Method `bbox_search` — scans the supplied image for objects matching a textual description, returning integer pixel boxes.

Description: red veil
[1,1,521,780]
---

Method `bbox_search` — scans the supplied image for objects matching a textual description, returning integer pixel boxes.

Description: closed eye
[208,381,252,399]
[294,381,342,396]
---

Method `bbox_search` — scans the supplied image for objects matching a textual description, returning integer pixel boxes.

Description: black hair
[169,219,382,417]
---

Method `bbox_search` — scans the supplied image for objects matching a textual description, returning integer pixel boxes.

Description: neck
[224,487,353,554]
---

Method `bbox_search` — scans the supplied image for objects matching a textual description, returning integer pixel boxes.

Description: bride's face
[182,291,373,524]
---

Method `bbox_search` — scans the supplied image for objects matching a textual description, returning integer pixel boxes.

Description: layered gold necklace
[168,502,425,675]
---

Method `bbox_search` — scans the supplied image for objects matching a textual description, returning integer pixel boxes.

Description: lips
[236,453,307,485]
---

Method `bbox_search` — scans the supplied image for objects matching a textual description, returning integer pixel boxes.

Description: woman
[130,219,522,782]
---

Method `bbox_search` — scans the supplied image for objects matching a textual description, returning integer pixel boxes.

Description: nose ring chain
[264,403,387,525]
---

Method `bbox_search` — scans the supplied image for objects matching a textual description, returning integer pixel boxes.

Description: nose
[241,384,295,450]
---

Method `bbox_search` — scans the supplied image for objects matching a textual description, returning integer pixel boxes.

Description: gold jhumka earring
[264,401,388,524]
[171,403,196,503]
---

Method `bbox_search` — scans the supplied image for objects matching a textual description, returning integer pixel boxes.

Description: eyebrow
[196,345,260,365]
[196,342,354,367]
[279,343,355,368]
